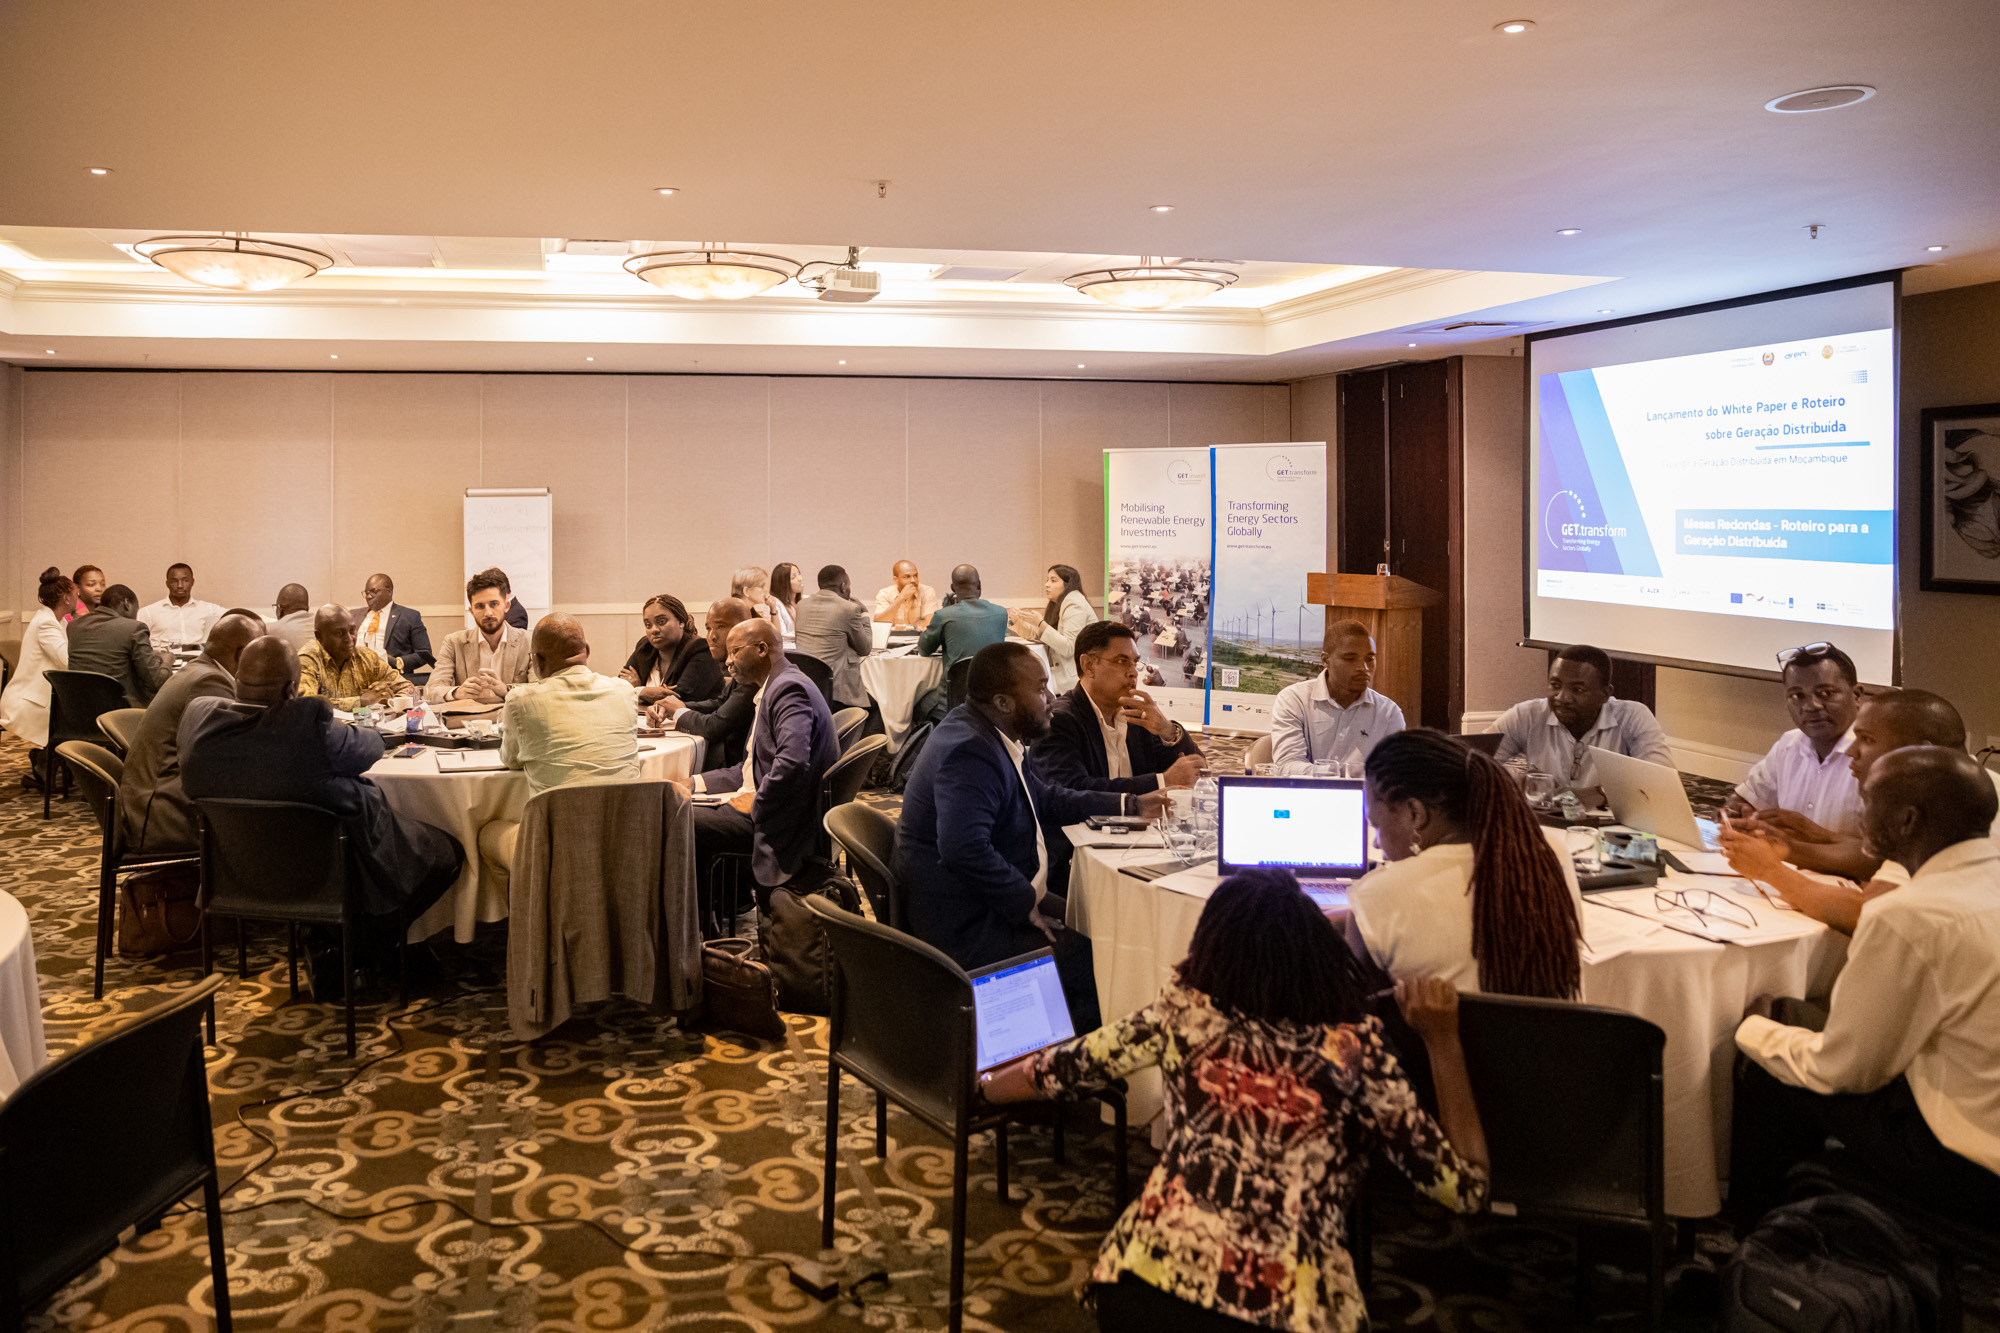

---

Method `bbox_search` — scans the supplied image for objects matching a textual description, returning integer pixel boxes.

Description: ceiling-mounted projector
[815,267,880,303]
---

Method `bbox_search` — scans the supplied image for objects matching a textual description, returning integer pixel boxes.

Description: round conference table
[1064,841,1848,1219]
[861,639,1051,754]
[370,733,704,943]
[0,890,49,1099]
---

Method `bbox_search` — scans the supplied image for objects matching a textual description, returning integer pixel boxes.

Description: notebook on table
[1216,775,1370,911]
[970,949,1076,1072]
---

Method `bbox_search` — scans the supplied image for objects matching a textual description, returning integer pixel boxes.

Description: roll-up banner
[1103,448,1211,730]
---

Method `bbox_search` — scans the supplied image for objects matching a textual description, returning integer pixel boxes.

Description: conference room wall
[1,370,1288,659]
[1,366,19,635]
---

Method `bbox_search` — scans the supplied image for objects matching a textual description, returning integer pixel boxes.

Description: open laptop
[1217,775,1370,910]
[969,949,1076,1072]
[1588,745,1722,851]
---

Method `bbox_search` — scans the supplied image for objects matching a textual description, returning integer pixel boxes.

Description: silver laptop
[969,949,1075,1072]
[1217,775,1369,910]
[1588,745,1721,850]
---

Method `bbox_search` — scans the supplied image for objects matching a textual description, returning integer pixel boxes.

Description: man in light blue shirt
[1489,643,1672,793]
[1269,620,1406,769]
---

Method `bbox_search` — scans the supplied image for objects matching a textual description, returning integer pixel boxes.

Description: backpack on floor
[1721,1188,1946,1333]
[757,860,862,1015]
[887,721,933,794]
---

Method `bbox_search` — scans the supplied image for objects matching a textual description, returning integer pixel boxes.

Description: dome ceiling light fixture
[623,243,801,300]
[1764,84,1875,114]
[1062,256,1240,311]
[134,233,335,291]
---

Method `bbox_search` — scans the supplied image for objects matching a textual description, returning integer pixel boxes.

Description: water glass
[1567,827,1604,875]
[1253,763,1278,778]
[1311,761,1341,780]
[1523,772,1558,807]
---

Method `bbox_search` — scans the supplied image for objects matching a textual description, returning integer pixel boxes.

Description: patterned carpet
[4,730,1738,1332]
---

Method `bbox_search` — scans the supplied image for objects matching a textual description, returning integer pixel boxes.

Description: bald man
[271,583,316,651]
[873,559,940,628]
[299,602,410,711]
[118,611,266,856]
[351,572,435,675]
[917,563,1008,677]
[1730,746,2000,1225]
[648,598,759,771]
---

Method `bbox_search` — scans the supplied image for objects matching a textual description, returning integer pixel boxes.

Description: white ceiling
[1,0,1993,379]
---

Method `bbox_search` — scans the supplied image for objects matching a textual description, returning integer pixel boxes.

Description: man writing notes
[351,572,435,675]
[793,565,874,712]
[1269,619,1406,770]
[1489,643,1671,797]
[299,604,410,711]
[1723,641,1864,836]
[138,563,224,652]
[649,599,758,770]
[873,559,941,628]
[428,570,536,703]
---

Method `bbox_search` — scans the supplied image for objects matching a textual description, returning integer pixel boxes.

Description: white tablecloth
[371,734,703,943]
[1065,843,1848,1218]
[0,891,49,1098]
[861,640,1051,754]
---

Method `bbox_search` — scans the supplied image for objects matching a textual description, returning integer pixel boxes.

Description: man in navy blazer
[351,573,435,675]
[679,617,839,927]
[897,642,1168,1030]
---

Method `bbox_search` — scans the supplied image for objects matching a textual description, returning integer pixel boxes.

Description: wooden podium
[1306,571,1442,724]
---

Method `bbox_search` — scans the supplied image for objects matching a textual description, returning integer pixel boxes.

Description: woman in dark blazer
[620,594,723,706]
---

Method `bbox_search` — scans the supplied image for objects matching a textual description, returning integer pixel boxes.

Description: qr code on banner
[1217,668,1241,688]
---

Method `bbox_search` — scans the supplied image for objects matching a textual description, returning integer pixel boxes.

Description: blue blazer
[350,603,435,674]
[695,663,839,885]
[895,704,1122,970]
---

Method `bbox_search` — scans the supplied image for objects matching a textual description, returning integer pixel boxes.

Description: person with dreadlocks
[1350,728,1584,999]
[981,868,1489,1333]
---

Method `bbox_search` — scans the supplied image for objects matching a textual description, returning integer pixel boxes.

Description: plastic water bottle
[1191,770,1220,836]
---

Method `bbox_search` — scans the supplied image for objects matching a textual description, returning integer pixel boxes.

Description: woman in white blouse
[0,568,75,782]
[769,562,804,648]
[1008,564,1094,694]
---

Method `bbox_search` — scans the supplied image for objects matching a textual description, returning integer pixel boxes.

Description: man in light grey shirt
[1270,619,1406,770]
[1490,643,1671,792]
[269,583,317,651]
[792,563,874,711]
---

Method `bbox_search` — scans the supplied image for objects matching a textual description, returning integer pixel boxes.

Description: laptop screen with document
[970,950,1076,1071]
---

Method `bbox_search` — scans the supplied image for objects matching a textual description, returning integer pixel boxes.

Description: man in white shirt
[1730,745,2000,1225]
[872,559,940,628]
[1725,642,1864,836]
[269,583,317,651]
[1269,619,1406,770]
[427,571,535,703]
[1489,644,1670,798]
[138,563,224,651]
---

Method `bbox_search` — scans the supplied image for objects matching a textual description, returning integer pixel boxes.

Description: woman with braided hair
[1351,727,1583,998]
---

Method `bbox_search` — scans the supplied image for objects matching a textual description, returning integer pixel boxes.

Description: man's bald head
[1860,688,1967,749]
[531,613,589,678]
[275,584,309,618]
[234,636,300,708]
[314,603,357,664]
[950,563,981,598]
[724,616,783,688]
[704,597,756,661]
[1862,745,2000,875]
[205,613,265,676]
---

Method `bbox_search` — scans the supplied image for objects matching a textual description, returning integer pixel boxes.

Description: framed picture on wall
[1920,401,2000,594]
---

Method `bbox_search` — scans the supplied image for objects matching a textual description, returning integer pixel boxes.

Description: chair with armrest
[1243,734,1273,771]
[831,706,868,752]
[96,707,147,757]
[785,652,836,709]
[43,671,129,818]
[824,801,899,927]
[0,974,232,1331]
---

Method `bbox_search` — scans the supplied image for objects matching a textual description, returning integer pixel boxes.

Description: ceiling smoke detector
[1765,85,1875,113]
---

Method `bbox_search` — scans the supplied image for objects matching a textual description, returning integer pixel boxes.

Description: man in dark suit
[118,611,264,855]
[67,582,170,706]
[350,572,435,675]
[792,564,874,712]
[897,642,1168,1031]
[649,598,758,770]
[675,616,839,929]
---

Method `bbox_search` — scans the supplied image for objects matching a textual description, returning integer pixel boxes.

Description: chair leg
[236,918,248,978]
[94,852,116,1000]
[1646,1221,1666,1333]
[820,1062,841,1248]
[949,1130,970,1333]
[42,761,52,819]
[341,915,356,1059]
[396,910,408,1008]
[1112,1095,1129,1210]
[875,1089,888,1160]
[287,923,299,1002]
[994,1122,1010,1205]
[202,916,216,1045]
[1052,1109,1066,1164]
[203,1168,234,1333]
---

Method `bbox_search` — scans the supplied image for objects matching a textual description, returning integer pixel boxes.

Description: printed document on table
[1588,877,1824,946]
[435,749,505,773]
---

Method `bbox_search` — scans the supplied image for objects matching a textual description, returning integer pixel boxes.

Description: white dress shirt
[1000,731,1050,902]
[1490,696,1673,787]
[1091,697,1136,782]
[498,666,641,800]
[138,598,224,649]
[1737,838,2000,1175]
[1269,675,1406,769]
[356,603,397,656]
[1736,727,1864,835]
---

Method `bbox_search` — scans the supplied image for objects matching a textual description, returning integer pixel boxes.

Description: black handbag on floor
[757,861,861,1015]
[1721,1187,1946,1333]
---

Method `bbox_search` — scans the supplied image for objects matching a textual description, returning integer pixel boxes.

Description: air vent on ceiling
[936,266,1027,282]
[562,239,631,255]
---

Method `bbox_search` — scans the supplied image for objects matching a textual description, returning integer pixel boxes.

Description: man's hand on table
[1719,822,1791,881]
[1131,789,1171,820]
[457,670,507,705]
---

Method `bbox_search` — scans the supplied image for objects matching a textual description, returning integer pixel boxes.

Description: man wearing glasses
[1723,641,1864,835]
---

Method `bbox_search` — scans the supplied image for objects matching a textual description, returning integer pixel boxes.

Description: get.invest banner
[1104,449,1211,728]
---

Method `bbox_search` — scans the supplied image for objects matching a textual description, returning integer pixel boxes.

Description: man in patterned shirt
[300,602,410,711]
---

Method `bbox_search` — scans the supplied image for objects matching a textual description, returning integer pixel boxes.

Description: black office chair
[43,670,129,818]
[194,798,406,1058]
[805,897,1126,1333]
[822,734,887,812]
[96,707,148,757]
[785,652,836,709]
[0,974,233,1331]
[824,801,898,926]
[943,656,973,711]
[55,741,202,999]
[831,706,868,752]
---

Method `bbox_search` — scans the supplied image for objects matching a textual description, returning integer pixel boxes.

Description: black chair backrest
[804,896,976,1134]
[825,801,899,926]
[1460,731,1504,757]
[831,707,868,752]
[1455,993,1664,1223]
[786,652,835,708]
[0,975,226,1316]
[54,741,123,840]
[46,671,131,751]
[97,708,147,756]
[944,656,973,711]
[194,798,351,926]
[823,734,887,810]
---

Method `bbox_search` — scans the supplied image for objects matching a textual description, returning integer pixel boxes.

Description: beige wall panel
[908,379,1043,596]
[1290,374,1340,580]
[2,366,24,617]
[1040,381,1172,601]
[1260,384,1293,442]
[625,376,771,607]
[332,375,482,613]
[22,371,183,607]
[476,375,626,607]
[1169,382,1281,448]
[572,613,630,670]
[768,378,908,599]
[1458,356,1545,714]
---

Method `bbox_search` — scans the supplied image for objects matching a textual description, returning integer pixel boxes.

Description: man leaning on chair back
[118,611,265,856]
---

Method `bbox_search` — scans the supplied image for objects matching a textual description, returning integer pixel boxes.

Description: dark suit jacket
[118,653,236,854]
[695,664,839,886]
[1030,684,1205,890]
[66,607,169,707]
[673,676,753,769]
[895,704,1123,970]
[622,635,723,704]
[349,603,435,673]
[505,599,529,630]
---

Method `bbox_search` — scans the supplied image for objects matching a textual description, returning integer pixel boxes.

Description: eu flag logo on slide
[1273,810,1291,819]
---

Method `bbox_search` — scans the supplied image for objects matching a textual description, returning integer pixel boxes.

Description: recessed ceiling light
[1494,19,1535,33]
[838,360,847,365]
[1597,308,1614,314]
[1149,204,1175,213]
[88,167,110,175]
[585,356,594,361]
[329,354,338,359]
[1407,343,1418,348]
[1765,85,1875,114]
[1556,227,1582,236]
[45,349,55,355]
[1927,245,1948,253]
[654,186,680,196]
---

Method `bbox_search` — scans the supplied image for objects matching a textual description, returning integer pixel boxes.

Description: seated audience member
[620,594,722,708]
[299,603,411,710]
[67,582,170,707]
[769,562,804,646]
[675,618,840,924]
[1350,728,1583,997]
[1730,746,2000,1226]
[0,569,74,773]
[1489,643,1671,797]
[897,642,1167,1031]
[873,559,940,628]
[478,615,642,874]
[180,636,461,987]
[981,872,1488,1333]
[1270,619,1406,770]
[475,566,530,631]
[70,564,106,619]
[1724,641,1864,835]
[648,598,758,769]
[731,566,774,622]
[1721,687,1996,933]
[351,572,435,675]
[270,583,316,651]
[428,571,535,703]
[792,565,874,712]
[118,612,263,855]
[138,563,224,652]
[1007,563,1094,695]
[918,563,1008,677]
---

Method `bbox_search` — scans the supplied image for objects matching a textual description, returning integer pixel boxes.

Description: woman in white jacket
[0,568,75,782]
[1008,564,1095,695]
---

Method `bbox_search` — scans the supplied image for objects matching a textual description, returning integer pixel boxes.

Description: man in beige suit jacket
[426,571,537,703]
